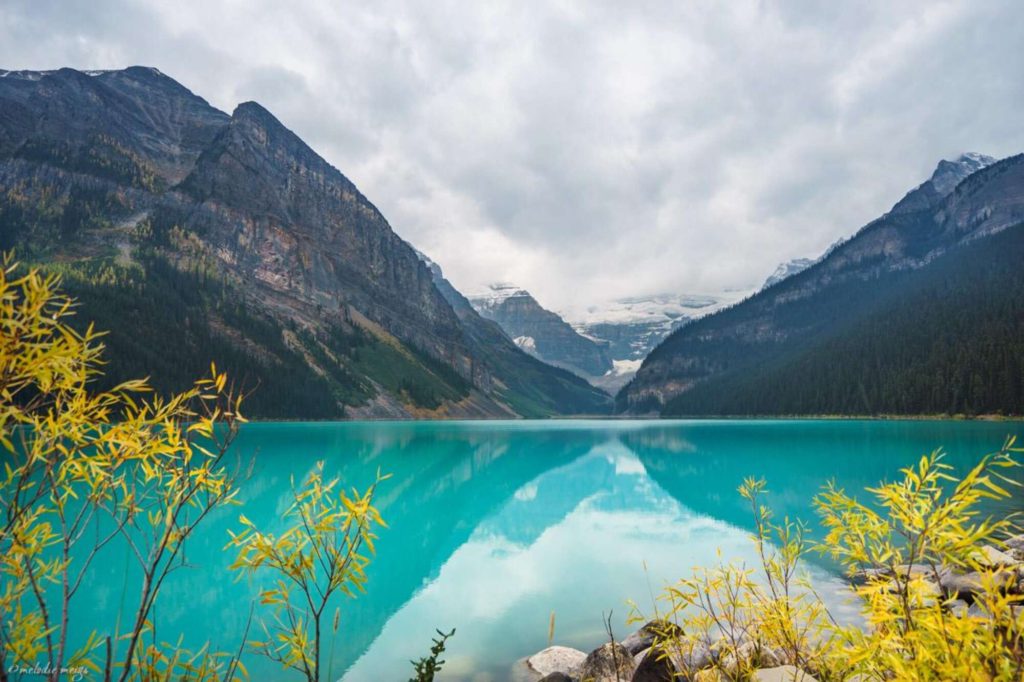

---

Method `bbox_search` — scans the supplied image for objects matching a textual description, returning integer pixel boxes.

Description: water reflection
[58,420,1020,681]
[342,436,861,681]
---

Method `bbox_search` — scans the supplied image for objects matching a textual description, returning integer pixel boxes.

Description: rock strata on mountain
[0,66,611,418]
[469,283,613,378]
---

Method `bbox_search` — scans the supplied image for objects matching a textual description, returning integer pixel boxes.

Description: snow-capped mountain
[759,154,999,293]
[762,258,815,290]
[928,152,996,195]
[564,292,748,355]
[620,152,1021,415]
[558,291,750,391]
[468,284,613,379]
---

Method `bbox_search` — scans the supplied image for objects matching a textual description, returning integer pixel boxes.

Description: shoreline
[232,413,1024,424]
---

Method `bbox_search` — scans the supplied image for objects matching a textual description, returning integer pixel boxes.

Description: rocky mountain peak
[0,65,612,418]
[762,257,815,290]
[888,152,996,216]
[467,283,613,379]
[928,152,996,196]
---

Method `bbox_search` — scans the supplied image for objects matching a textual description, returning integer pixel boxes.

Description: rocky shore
[513,536,1024,682]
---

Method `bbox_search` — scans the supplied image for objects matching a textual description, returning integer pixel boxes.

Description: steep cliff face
[0,67,608,418]
[469,283,613,379]
[174,101,474,376]
[619,153,1024,415]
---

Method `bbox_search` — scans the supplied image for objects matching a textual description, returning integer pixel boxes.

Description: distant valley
[465,284,745,392]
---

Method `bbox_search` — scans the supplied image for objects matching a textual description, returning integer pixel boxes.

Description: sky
[2,1,1023,316]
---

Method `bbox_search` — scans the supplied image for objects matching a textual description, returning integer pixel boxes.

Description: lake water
[69,419,1022,680]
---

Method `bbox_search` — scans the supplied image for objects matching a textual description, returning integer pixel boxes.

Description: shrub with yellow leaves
[0,253,247,682]
[633,440,1023,681]
[227,461,388,682]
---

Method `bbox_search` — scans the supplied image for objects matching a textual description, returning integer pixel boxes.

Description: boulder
[948,599,970,617]
[895,563,943,579]
[973,545,1019,569]
[539,674,574,682]
[751,666,820,682]
[578,642,635,682]
[968,602,989,619]
[1005,534,1024,561]
[621,619,682,655]
[940,567,1018,601]
[938,571,983,601]
[631,643,713,681]
[693,670,728,682]
[520,646,587,680]
[849,563,941,586]
[631,648,673,682]
[721,641,786,677]
[847,567,888,586]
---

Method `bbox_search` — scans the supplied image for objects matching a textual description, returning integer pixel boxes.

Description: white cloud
[2,0,1022,311]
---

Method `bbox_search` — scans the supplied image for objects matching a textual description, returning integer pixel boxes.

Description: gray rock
[721,641,787,677]
[1005,534,1024,561]
[539,674,574,682]
[847,567,889,586]
[751,666,820,682]
[940,566,1018,601]
[850,563,946,586]
[631,648,674,682]
[894,563,943,579]
[973,545,1018,568]
[968,602,988,619]
[948,599,970,617]
[939,570,983,600]
[525,646,587,679]
[621,619,682,656]
[578,642,635,682]
[631,643,712,682]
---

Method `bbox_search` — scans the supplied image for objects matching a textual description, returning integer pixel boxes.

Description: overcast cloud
[2,0,1023,315]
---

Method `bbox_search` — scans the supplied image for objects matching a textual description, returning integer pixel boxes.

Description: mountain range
[2,67,1019,420]
[618,152,1024,417]
[0,67,610,418]
[468,283,613,378]
[462,284,745,392]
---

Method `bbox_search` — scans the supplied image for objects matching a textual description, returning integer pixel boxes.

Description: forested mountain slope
[0,67,610,418]
[618,153,1024,417]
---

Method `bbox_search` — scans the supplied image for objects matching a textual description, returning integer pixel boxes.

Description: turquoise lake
[71,419,1022,681]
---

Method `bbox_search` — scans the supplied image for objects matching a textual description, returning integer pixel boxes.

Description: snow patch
[562,291,749,328]
[762,257,815,290]
[467,282,532,311]
[513,335,537,353]
[608,359,642,376]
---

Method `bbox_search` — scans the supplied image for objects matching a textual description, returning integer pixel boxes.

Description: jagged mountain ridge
[759,154,998,292]
[618,152,1024,416]
[467,283,613,378]
[415,253,613,415]
[561,291,749,391]
[762,258,814,290]
[0,66,610,418]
